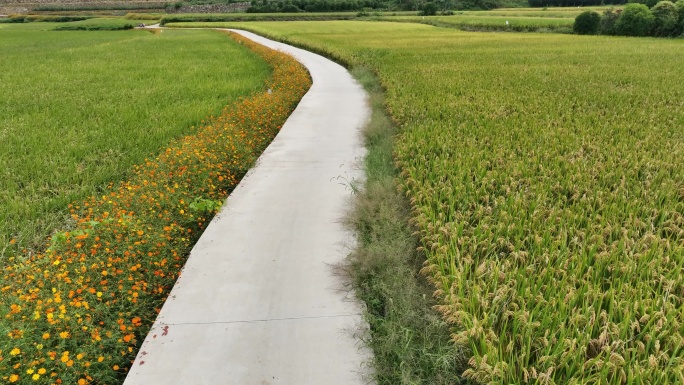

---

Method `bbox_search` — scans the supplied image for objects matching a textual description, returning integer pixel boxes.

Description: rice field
[207,21,684,383]
[0,23,270,260]
[378,14,574,31]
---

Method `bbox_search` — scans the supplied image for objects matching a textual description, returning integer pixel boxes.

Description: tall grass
[206,21,684,383]
[0,24,270,261]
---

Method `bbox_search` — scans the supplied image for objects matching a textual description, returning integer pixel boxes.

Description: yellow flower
[76,353,84,360]
[38,369,46,375]
[9,374,19,383]
[78,379,87,385]
[113,365,120,370]
[42,333,50,339]
[32,374,40,381]
[10,348,20,356]
[59,331,69,339]
[26,369,34,374]
[97,356,104,362]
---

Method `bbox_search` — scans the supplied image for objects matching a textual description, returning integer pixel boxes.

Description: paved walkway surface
[123,30,371,385]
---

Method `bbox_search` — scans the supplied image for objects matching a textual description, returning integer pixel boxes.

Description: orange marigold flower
[42,333,50,339]
[9,374,19,383]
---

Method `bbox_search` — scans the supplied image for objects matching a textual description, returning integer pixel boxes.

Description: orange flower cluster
[0,32,311,385]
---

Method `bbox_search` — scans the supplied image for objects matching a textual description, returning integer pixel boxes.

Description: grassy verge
[0,31,311,385]
[0,25,269,259]
[345,66,469,384]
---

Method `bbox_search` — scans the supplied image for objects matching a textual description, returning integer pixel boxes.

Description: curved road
[123,30,372,384]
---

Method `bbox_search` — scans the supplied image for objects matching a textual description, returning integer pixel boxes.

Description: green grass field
[207,21,684,383]
[0,23,270,260]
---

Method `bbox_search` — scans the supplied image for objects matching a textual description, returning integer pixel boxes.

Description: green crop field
[163,12,575,32]
[465,6,619,17]
[198,21,684,383]
[378,14,574,31]
[0,23,270,260]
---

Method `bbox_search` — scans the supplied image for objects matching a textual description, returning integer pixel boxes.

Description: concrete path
[123,30,371,385]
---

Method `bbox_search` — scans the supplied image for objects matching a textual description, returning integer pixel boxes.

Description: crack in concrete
[157,313,364,326]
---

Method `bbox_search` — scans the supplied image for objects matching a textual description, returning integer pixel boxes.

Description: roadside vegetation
[345,66,470,384]
[196,21,684,384]
[0,28,311,384]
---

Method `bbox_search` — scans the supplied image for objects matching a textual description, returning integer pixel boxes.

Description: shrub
[281,2,302,11]
[574,10,601,34]
[420,2,438,15]
[652,1,678,35]
[615,3,655,35]
[600,8,622,34]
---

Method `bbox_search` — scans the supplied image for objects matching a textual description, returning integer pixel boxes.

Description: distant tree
[676,0,684,34]
[615,3,655,35]
[281,2,302,11]
[574,10,601,34]
[420,1,438,14]
[651,1,678,35]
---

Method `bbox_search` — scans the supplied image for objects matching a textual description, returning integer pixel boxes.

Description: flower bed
[1,31,311,385]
